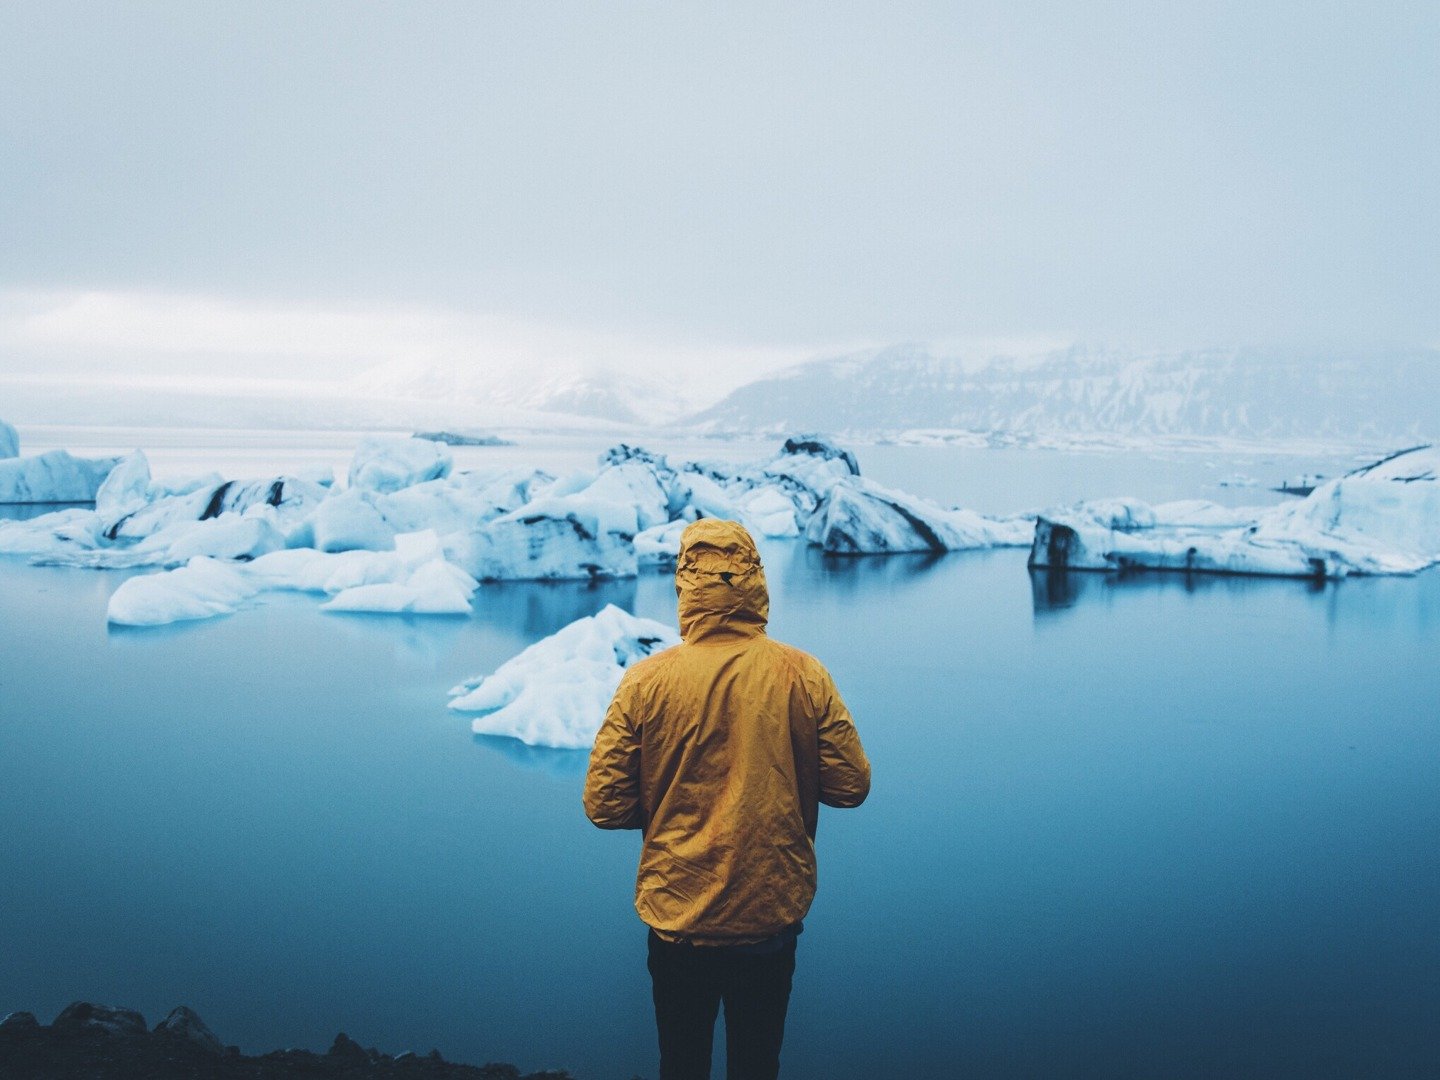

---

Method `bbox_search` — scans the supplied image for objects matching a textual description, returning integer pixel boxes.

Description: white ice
[0,450,121,504]
[347,436,453,494]
[448,603,679,748]
[1029,445,1440,578]
[805,476,1033,554]
[13,431,1058,630]
[107,557,260,626]
[107,529,477,624]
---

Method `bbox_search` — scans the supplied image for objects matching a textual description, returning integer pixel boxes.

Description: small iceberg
[448,604,678,748]
[348,435,453,494]
[1,418,19,459]
[805,476,1033,554]
[1028,445,1440,579]
[0,449,122,504]
[107,530,477,625]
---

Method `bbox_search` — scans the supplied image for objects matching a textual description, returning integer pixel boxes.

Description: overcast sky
[2,1,1436,393]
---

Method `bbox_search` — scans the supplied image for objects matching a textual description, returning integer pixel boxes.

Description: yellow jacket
[584,519,870,944]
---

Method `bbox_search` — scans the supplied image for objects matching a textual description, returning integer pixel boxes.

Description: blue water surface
[1,449,1437,1079]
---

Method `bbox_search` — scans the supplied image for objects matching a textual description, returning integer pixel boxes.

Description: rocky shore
[0,1002,590,1080]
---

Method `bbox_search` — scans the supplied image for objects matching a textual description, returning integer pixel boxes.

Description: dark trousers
[647,931,798,1080]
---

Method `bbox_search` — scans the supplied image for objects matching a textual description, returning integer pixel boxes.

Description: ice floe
[106,529,478,625]
[448,603,678,748]
[348,436,453,494]
[4,429,1096,626]
[0,449,121,504]
[805,476,1033,554]
[107,557,259,626]
[1029,445,1440,578]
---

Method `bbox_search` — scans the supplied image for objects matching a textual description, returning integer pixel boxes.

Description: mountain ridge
[686,345,1440,444]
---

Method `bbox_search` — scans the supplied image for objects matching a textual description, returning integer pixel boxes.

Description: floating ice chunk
[0,508,103,557]
[447,460,670,581]
[320,531,478,614]
[104,476,326,542]
[674,470,742,522]
[155,472,226,498]
[322,557,476,614]
[763,453,853,508]
[0,418,18,458]
[374,468,549,535]
[105,529,478,624]
[448,604,679,748]
[455,514,637,580]
[0,450,121,504]
[107,557,259,626]
[348,436,452,494]
[164,508,287,562]
[310,489,397,552]
[779,434,860,476]
[634,519,689,567]
[514,461,669,540]
[806,477,1033,554]
[1029,445,1440,578]
[1250,445,1440,574]
[95,452,152,519]
[737,486,800,537]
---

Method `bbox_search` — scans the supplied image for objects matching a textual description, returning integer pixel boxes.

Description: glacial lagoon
[2,436,1437,1079]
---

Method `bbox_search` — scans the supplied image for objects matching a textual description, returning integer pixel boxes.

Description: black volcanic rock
[52,1002,147,1037]
[153,1005,223,1054]
[0,1001,583,1079]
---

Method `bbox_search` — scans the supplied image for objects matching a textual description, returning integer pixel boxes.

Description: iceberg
[634,518,690,567]
[448,603,679,748]
[107,530,478,625]
[309,489,397,553]
[0,418,18,459]
[805,476,1034,554]
[455,512,638,581]
[1028,445,1440,578]
[449,458,675,581]
[107,557,260,626]
[319,531,478,614]
[15,431,1036,630]
[95,451,152,519]
[163,509,288,562]
[0,450,122,504]
[104,475,327,543]
[348,436,453,494]
[373,468,550,536]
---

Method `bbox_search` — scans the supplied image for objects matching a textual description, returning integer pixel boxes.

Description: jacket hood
[675,519,769,643]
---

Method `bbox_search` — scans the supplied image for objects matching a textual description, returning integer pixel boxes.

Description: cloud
[0,289,815,406]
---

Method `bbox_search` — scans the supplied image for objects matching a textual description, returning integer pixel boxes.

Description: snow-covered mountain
[689,345,1440,444]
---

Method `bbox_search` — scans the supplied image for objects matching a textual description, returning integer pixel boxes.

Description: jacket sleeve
[817,672,870,808]
[584,670,646,830]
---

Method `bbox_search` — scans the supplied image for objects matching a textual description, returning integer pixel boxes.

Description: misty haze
[2,4,1438,1080]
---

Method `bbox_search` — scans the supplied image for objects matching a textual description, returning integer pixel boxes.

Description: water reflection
[770,542,947,601]
[1030,566,1328,616]
[321,608,471,667]
[472,733,589,777]
[474,577,638,639]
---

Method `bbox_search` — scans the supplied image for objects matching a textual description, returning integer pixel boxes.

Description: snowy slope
[690,345,1440,443]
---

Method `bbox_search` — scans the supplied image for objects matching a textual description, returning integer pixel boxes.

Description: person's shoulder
[765,638,834,683]
[618,642,683,689]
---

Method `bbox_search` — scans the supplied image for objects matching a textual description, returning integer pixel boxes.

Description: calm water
[2,440,1437,1078]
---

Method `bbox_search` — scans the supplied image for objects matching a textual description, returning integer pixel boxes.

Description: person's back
[585,519,870,1079]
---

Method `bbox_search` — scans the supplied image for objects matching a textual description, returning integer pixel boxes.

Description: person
[584,518,871,1080]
